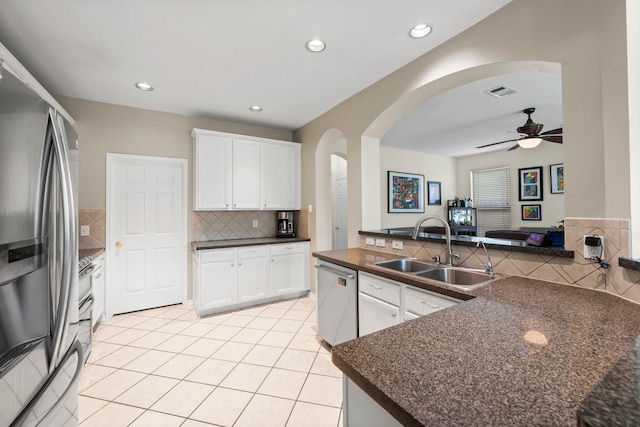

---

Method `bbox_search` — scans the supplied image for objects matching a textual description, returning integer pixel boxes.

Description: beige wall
[294,0,630,256]
[57,96,292,210]
[379,146,456,228]
[455,143,564,230]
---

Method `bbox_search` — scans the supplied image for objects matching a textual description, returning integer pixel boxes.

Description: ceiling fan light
[518,137,542,149]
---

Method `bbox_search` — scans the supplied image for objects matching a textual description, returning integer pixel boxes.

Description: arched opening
[315,129,347,251]
[360,61,562,231]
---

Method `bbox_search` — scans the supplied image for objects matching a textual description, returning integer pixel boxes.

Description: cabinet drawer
[270,242,306,256]
[199,249,235,263]
[404,286,459,316]
[238,245,268,258]
[358,272,400,306]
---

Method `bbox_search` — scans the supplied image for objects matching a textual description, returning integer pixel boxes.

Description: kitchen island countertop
[314,248,640,426]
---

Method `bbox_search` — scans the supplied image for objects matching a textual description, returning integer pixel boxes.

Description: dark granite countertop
[619,257,640,272]
[360,228,574,258]
[191,236,310,251]
[79,247,105,259]
[314,248,640,426]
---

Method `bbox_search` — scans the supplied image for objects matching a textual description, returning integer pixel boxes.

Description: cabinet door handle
[421,301,440,309]
[238,262,242,266]
[391,313,397,317]
[369,284,382,290]
[95,274,102,279]
[231,263,235,267]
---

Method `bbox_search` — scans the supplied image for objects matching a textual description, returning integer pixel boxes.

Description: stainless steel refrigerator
[0,60,82,425]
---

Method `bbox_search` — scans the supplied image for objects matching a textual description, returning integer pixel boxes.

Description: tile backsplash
[79,208,106,249]
[192,210,278,241]
[361,217,640,304]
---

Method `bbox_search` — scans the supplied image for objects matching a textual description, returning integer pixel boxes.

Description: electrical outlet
[80,225,90,236]
[252,219,258,228]
[392,240,403,250]
[583,235,604,259]
[365,237,375,246]
[375,238,386,248]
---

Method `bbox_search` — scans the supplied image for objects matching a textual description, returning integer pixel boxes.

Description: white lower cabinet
[197,249,237,312]
[270,242,309,295]
[344,378,402,427]
[358,272,401,337]
[91,253,105,327]
[358,271,461,337]
[194,242,309,316]
[358,293,400,336]
[237,246,268,302]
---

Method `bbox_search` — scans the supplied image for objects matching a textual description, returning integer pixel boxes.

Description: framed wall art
[550,163,564,194]
[427,181,441,205]
[522,204,542,221]
[518,166,543,201]
[388,171,424,213]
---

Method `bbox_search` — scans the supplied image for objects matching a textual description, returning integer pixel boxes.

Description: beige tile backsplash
[79,208,303,249]
[79,208,106,249]
[361,217,640,304]
[192,211,280,241]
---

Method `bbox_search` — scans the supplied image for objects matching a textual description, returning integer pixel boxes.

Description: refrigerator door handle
[10,340,84,427]
[47,109,77,372]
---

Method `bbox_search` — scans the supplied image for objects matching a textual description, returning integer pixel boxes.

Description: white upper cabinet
[232,138,261,209]
[193,133,232,210]
[192,129,300,211]
[262,141,301,210]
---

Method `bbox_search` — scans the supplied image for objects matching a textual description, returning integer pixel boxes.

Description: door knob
[115,241,122,248]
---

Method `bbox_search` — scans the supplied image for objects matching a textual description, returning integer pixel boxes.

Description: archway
[315,128,347,252]
[359,60,562,231]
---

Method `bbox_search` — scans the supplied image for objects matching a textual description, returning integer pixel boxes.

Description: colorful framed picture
[518,166,543,201]
[550,163,564,194]
[427,181,441,205]
[522,204,542,221]
[388,171,424,213]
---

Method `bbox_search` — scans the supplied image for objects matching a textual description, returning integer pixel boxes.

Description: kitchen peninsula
[313,248,640,426]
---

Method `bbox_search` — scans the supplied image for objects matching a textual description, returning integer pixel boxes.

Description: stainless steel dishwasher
[316,260,358,346]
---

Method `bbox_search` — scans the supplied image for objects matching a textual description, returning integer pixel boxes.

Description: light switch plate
[80,225,90,236]
[252,219,258,228]
[583,235,604,259]
[375,238,386,247]
[392,240,403,250]
[365,237,375,246]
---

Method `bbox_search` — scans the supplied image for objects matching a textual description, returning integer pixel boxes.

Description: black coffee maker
[276,211,295,237]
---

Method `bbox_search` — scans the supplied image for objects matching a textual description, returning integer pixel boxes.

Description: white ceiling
[0,0,511,131]
[381,72,563,157]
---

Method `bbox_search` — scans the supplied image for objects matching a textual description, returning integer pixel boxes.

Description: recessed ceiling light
[410,24,432,38]
[249,105,263,112]
[135,82,154,91]
[306,39,326,52]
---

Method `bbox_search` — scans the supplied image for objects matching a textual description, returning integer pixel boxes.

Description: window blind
[471,167,511,237]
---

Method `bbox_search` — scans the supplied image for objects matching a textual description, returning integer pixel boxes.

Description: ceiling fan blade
[476,137,522,149]
[507,143,520,151]
[542,136,563,143]
[539,127,562,136]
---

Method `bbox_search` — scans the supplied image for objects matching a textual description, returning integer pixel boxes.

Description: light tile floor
[79,297,344,427]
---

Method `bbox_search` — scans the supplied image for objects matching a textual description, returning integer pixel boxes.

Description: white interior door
[107,154,187,316]
[333,177,348,250]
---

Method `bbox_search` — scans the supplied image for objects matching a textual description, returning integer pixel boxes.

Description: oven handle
[80,293,94,314]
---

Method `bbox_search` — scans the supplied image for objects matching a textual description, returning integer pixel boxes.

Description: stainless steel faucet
[476,240,494,276]
[411,215,459,266]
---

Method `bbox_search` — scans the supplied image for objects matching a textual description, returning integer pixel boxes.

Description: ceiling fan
[476,107,563,151]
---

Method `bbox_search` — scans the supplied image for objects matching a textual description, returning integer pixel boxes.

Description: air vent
[485,85,518,98]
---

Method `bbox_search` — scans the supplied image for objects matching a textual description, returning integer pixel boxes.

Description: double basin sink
[374,258,494,290]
